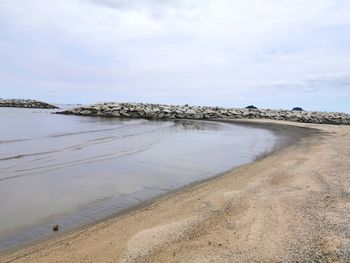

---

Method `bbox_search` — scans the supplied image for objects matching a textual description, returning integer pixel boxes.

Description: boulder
[0,99,58,109]
[55,102,350,125]
[185,109,197,115]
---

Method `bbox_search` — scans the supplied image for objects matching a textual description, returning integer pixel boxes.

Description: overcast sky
[1,0,350,112]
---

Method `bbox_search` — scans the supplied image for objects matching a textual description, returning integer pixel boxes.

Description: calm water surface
[0,107,277,251]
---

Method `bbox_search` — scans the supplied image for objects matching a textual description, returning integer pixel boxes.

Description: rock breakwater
[57,102,350,125]
[0,99,58,109]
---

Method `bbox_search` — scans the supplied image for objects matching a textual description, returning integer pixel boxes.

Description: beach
[2,0,350,261]
[1,119,349,262]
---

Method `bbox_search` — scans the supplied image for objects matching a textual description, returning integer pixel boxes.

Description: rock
[52,224,59,231]
[55,102,350,125]
[101,105,109,111]
[185,109,197,115]
[144,109,154,118]
[80,110,92,115]
[0,99,58,109]
[120,112,130,117]
[194,114,204,119]
[135,107,144,112]
[204,109,216,114]
[265,111,276,118]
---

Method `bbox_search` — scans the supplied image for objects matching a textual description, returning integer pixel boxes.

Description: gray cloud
[265,73,350,93]
[88,0,192,18]
[89,0,185,9]
[0,0,350,112]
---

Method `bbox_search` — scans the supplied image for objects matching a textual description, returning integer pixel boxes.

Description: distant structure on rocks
[245,105,258,110]
[292,107,304,111]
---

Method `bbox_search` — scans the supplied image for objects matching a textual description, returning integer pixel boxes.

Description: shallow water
[0,107,277,251]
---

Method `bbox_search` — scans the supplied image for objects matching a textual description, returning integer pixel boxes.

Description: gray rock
[80,110,92,115]
[135,107,144,112]
[185,109,197,115]
[0,99,58,109]
[56,102,350,125]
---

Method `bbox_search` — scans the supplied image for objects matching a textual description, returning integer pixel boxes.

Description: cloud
[88,0,188,12]
[0,0,350,112]
[256,73,350,93]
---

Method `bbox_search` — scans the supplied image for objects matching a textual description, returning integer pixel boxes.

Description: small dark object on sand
[292,107,304,111]
[53,224,59,232]
[245,105,258,110]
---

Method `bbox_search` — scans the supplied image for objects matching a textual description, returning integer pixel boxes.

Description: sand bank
[1,120,349,262]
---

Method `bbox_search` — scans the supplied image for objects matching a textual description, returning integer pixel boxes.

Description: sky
[1,0,350,112]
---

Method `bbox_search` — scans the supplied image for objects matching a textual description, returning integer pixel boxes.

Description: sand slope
[1,120,350,262]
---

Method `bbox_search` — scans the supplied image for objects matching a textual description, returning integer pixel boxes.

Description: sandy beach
[1,119,350,262]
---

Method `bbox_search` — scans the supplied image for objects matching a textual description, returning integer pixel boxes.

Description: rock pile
[57,102,350,125]
[0,99,58,109]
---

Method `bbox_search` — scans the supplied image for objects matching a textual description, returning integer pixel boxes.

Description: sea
[0,106,277,251]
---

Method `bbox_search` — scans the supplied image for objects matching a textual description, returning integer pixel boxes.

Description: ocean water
[0,107,277,251]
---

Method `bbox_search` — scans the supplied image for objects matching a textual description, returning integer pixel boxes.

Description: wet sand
[1,120,350,262]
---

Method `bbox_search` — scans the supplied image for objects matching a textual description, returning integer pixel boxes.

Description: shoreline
[1,120,349,262]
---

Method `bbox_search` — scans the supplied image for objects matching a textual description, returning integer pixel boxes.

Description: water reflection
[173,120,224,132]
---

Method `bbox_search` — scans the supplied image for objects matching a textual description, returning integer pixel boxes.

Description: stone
[204,109,216,114]
[185,109,197,115]
[135,107,144,112]
[55,102,350,125]
[144,109,154,118]
[194,114,204,119]
[0,99,58,109]
[80,110,92,115]
[121,113,130,117]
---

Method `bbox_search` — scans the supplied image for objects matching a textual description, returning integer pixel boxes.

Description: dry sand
[1,120,350,262]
